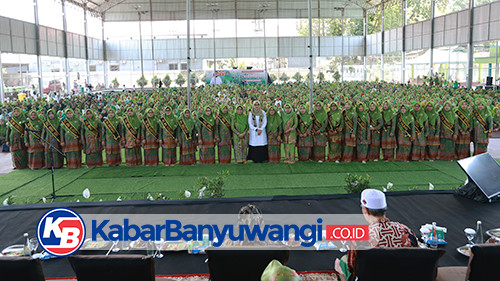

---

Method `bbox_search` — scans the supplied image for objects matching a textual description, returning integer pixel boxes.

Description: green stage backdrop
[205,70,268,85]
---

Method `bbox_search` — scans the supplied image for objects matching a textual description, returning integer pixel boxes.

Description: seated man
[335,189,418,281]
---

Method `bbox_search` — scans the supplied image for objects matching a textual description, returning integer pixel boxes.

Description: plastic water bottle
[146,241,155,257]
[429,222,438,248]
[475,221,484,244]
[23,233,30,256]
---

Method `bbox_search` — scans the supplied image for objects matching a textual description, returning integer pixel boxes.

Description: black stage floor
[0,190,498,278]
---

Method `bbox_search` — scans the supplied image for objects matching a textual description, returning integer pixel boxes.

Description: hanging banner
[205,70,270,85]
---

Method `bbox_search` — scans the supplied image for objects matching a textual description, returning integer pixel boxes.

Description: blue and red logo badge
[37,208,86,257]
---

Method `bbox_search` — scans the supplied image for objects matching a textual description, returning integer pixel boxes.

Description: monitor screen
[458,153,500,199]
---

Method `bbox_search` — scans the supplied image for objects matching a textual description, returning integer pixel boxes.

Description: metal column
[341,9,345,83]
[308,0,313,113]
[381,3,385,81]
[102,20,108,89]
[138,11,145,91]
[62,0,71,96]
[495,41,499,86]
[18,55,22,94]
[430,0,436,76]
[84,6,90,87]
[363,9,367,81]
[466,0,475,89]
[276,0,280,79]
[33,0,43,98]
[263,11,268,90]
[149,0,155,80]
[212,7,218,78]
[186,0,191,109]
[234,1,238,65]
[0,50,4,103]
[401,0,406,83]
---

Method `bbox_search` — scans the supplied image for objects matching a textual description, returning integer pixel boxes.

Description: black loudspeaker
[486,76,493,86]
[456,153,500,202]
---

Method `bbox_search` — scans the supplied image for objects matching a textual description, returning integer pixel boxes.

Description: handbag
[2,143,10,152]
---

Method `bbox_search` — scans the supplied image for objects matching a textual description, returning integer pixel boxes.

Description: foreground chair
[437,244,500,281]
[68,254,155,281]
[205,248,290,281]
[0,257,45,281]
[350,248,445,281]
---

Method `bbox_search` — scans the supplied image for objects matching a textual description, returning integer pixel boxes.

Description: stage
[0,190,499,278]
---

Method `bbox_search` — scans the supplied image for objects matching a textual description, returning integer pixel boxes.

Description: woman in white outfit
[247,100,268,163]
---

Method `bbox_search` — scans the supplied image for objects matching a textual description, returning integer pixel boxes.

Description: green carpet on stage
[0,159,469,204]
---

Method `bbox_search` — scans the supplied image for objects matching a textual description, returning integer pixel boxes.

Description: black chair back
[205,248,290,281]
[468,244,500,281]
[68,254,155,281]
[0,257,45,281]
[351,248,445,281]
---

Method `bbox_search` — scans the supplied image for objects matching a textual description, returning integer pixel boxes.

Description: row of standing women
[4,98,493,169]
[247,99,493,165]
[305,99,493,163]
[5,104,245,169]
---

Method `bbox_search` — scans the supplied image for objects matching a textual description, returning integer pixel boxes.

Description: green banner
[205,70,268,85]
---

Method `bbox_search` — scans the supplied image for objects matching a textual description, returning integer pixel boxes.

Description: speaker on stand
[484,76,496,90]
[486,76,493,86]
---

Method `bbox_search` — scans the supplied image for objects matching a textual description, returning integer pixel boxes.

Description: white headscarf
[251,100,264,127]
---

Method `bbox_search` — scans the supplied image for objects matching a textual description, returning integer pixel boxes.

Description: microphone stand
[26,128,68,200]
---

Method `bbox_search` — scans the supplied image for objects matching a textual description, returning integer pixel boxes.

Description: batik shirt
[368,217,418,248]
[347,217,418,274]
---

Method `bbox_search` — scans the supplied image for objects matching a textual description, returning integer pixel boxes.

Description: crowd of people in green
[0,80,498,170]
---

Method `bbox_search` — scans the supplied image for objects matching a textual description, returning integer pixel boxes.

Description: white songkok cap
[360,189,387,209]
